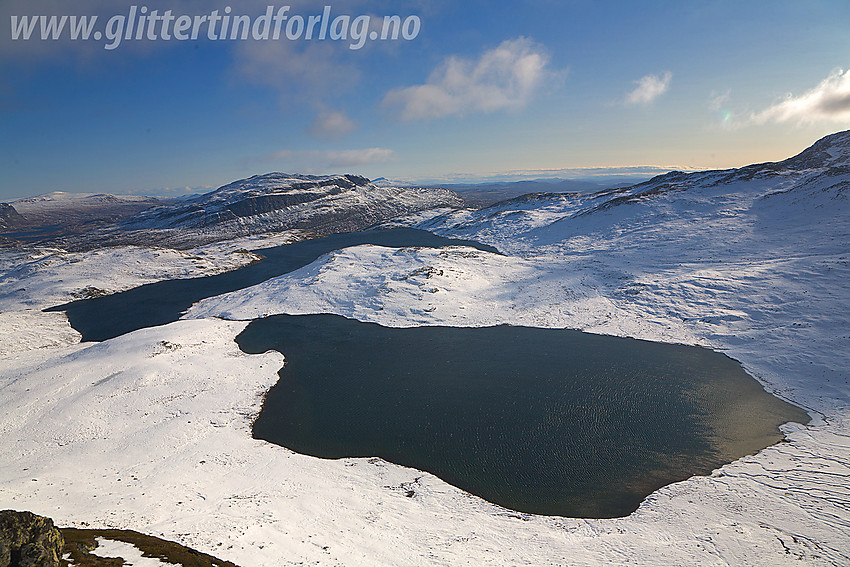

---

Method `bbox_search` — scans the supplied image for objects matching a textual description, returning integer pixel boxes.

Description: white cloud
[235,40,355,100]
[708,90,731,111]
[708,90,734,127]
[751,68,850,125]
[309,109,356,140]
[626,71,672,105]
[232,31,361,140]
[383,37,552,120]
[267,148,394,169]
[323,148,394,167]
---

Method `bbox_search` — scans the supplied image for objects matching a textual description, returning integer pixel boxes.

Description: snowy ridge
[87,173,466,249]
[778,129,850,170]
[10,192,164,223]
[12,191,157,207]
[406,132,849,253]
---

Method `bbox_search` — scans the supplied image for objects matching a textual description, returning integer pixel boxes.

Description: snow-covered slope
[408,130,850,255]
[0,245,262,314]
[0,234,290,357]
[1,192,165,246]
[71,173,465,249]
[9,191,163,227]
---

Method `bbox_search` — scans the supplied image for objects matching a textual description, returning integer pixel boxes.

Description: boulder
[0,511,63,567]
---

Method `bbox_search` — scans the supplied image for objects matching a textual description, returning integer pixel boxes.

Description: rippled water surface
[239,313,809,518]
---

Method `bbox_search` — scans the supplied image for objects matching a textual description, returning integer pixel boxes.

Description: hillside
[63,174,465,250]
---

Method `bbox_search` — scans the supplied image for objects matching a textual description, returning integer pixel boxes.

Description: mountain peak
[201,173,371,204]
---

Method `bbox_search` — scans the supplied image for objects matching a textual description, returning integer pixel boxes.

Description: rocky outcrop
[0,510,63,567]
[0,204,25,230]
[780,129,850,170]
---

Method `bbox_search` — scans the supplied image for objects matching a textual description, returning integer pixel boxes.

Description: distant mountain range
[0,175,464,250]
[2,131,848,251]
[0,192,167,245]
[373,177,635,207]
[434,179,607,207]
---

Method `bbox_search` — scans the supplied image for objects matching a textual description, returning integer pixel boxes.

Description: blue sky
[2,0,850,200]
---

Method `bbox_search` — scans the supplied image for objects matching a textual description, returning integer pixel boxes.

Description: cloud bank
[309,110,356,140]
[383,37,551,120]
[266,148,394,169]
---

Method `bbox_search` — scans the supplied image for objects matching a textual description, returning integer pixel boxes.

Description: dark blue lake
[237,313,809,518]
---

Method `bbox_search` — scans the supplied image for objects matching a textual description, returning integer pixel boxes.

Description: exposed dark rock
[0,512,242,567]
[0,204,25,229]
[223,188,347,219]
[0,510,63,567]
[779,129,850,170]
[71,286,112,300]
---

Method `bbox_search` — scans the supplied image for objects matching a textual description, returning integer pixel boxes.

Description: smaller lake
[238,314,809,518]
[46,228,497,342]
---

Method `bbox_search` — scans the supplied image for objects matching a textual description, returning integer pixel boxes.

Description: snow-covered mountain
[410,130,850,254]
[0,192,165,245]
[64,173,464,249]
[10,191,163,223]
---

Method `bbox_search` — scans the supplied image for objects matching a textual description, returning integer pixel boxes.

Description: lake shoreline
[238,312,810,519]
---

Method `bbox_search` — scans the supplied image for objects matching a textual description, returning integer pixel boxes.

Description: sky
[3,0,850,200]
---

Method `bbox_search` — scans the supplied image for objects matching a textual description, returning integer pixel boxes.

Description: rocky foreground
[0,510,238,567]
